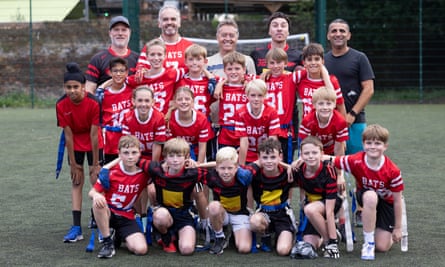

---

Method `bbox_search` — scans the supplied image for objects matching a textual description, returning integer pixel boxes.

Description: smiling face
[165,152,186,174]
[147,45,165,70]
[185,55,207,75]
[174,89,194,113]
[215,159,238,184]
[110,63,128,85]
[300,142,322,169]
[363,139,388,160]
[303,55,324,78]
[217,25,238,55]
[258,149,282,173]
[133,89,154,119]
[119,145,141,171]
[224,62,245,84]
[314,99,335,121]
[327,22,351,49]
[267,58,286,77]
[109,24,131,49]
[158,7,181,38]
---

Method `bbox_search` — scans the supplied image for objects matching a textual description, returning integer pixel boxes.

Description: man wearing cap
[250,12,303,75]
[85,16,139,94]
[136,5,193,70]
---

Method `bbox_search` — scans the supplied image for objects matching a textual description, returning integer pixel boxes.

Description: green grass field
[1,105,444,267]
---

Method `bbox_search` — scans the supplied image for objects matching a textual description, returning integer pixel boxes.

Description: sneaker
[209,237,225,255]
[88,217,97,229]
[355,211,363,227]
[63,226,83,243]
[97,241,115,258]
[260,235,272,252]
[337,224,346,243]
[98,229,116,258]
[361,242,375,260]
[161,241,177,253]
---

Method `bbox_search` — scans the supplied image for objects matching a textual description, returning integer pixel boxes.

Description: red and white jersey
[137,37,193,70]
[334,152,404,204]
[94,161,151,220]
[176,73,216,116]
[298,109,348,155]
[101,84,134,154]
[296,69,344,117]
[218,83,248,146]
[235,103,281,162]
[127,68,184,114]
[264,72,298,138]
[167,109,214,156]
[121,109,167,159]
[56,93,103,151]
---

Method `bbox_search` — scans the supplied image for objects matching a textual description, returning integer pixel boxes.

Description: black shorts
[263,208,295,236]
[303,196,343,237]
[167,206,195,234]
[356,189,394,232]
[110,212,142,240]
[69,150,104,166]
[104,153,118,164]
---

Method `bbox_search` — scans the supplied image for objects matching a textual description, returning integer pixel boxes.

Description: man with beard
[137,6,193,70]
[85,16,139,94]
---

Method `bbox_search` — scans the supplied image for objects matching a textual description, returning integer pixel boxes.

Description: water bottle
[401,196,408,252]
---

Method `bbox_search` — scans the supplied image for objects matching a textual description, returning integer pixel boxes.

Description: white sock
[363,231,375,244]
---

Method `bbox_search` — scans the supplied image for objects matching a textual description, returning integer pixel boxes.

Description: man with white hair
[85,16,139,93]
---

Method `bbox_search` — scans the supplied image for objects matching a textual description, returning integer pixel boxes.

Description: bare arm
[152,143,163,162]
[347,79,374,125]
[89,125,101,185]
[197,142,207,164]
[85,80,98,94]
[392,191,403,243]
[238,137,249,165]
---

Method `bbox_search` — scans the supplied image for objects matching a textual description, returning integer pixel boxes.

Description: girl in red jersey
[165,86,213,164]
[56,62,103,243]
[127,39,184,114]
[235,79,281,165]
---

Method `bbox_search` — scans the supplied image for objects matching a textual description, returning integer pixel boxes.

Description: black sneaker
[209,237,225,255]
[97,229,115,258]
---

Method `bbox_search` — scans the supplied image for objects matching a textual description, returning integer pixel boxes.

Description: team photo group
[56,5,405,262]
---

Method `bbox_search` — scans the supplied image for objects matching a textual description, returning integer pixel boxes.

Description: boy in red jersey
[176,44,216,118]
[138,138,208,255]
[324,124,404,260]
[217,51,255,149]
[56,62,103,242]
[89,135,150,258]
[100,57,134,163]
[165,87,214,163]
[296,43,346,118]
[235,79,281,165]
[262,48,299,164]
[127,39,184,114]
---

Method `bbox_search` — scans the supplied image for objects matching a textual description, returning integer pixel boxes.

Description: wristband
[349,110,358,117]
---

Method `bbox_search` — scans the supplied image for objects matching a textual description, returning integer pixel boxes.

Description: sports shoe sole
[63,235,84,243]
[97,249,116,258]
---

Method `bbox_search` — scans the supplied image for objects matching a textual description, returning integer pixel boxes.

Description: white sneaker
[361,242,375,260]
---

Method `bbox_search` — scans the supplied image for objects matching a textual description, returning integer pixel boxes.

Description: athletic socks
[72,210,81,226]
[363,231,375,244]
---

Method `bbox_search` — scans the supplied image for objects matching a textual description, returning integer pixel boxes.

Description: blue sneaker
[260,235,272,252]
[64,226,84,243]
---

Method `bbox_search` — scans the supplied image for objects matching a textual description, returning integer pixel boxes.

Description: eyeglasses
[111,69,127,74]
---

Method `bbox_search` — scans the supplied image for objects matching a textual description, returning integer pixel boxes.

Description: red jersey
[56,93,104,151]
[298,109,349,155]
[235,104,281,162]
[166,109,214,156]
[127,68,184,114]
[175,73,215,117]
[296,69,344,117]
[334,152,404,204]
[137,37,193,70]
[218,83,248,146]
[101,84,134,155]
[121,109,167,159]
[94,161,151,220]
[264,72,298,138]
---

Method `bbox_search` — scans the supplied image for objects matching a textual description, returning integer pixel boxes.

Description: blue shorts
[346,123,366,155]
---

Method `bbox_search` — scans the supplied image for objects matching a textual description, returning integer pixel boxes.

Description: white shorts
[223,212,250,232]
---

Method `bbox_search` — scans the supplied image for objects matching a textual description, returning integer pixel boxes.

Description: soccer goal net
[187,33,310,56]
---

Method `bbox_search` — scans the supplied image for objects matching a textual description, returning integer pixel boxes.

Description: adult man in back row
[250,12,302,75]
[207,19,256,77]
[85,16,139,94]
[137,5,193,70]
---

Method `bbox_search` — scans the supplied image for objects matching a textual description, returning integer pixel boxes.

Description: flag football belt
[221,125,235,131]
[260,202,288,212]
